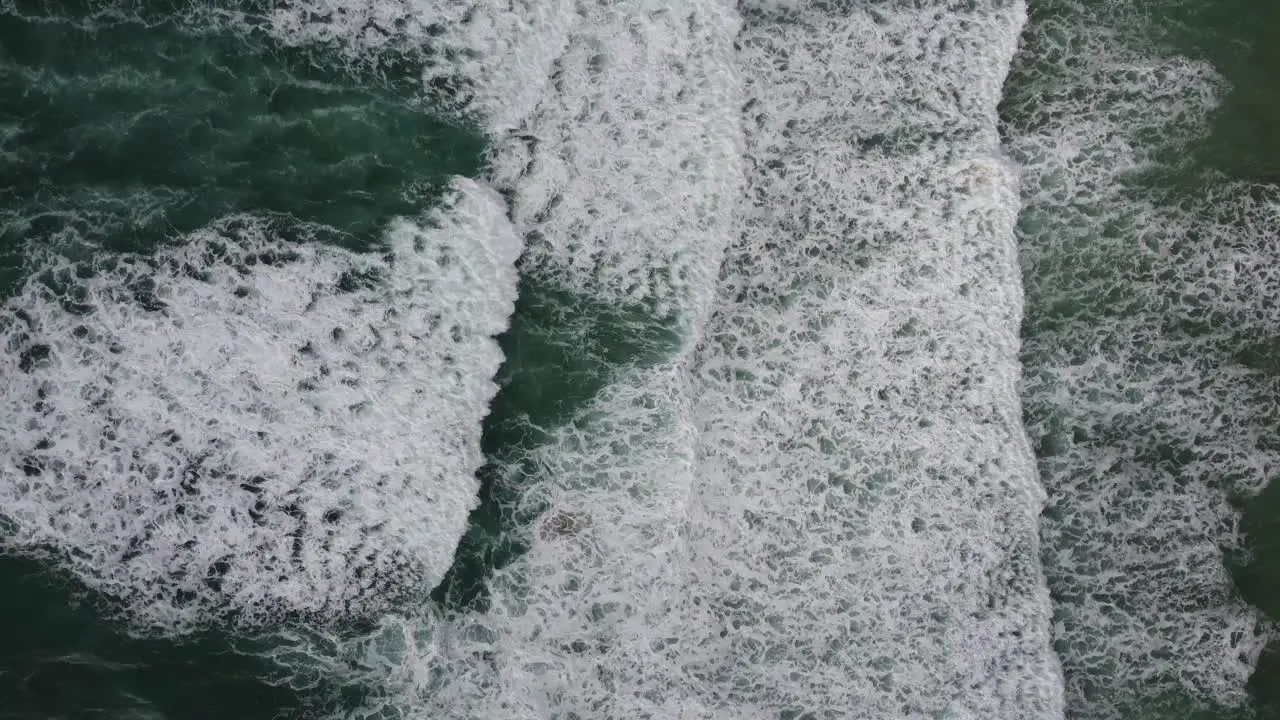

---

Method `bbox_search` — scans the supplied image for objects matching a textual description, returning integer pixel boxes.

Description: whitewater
[1004,0,1278,715]
[0,0,1275,718]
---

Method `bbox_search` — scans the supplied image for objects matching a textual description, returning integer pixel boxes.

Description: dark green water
[432,282,682,614]
[0,4,485,718]
[1001,0,1280,717]
[0,0,481,286]
[1157,3,1280,715]
[0,558,297,720]
[4,0,1280,718]
[1185,3,1280,711]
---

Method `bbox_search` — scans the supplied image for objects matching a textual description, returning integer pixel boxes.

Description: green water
[432,282,683,614]
[1187,2,1280,711]
[0,0,480,282]
[1149,3,1280,715]
[1001,0,1280,717]
[4,0,1280,718]
[0,558,298,720]
[0,4,485,717]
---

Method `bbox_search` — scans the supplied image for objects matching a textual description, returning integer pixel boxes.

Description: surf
[1002,0,1277,716]
[251,1,1065,717]
[12,0,1232,717]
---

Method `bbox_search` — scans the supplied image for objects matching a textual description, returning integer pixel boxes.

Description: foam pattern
[484,0,743,320]
[0,179,521,631]
[261,0,578,133]
[276,1,1066,718]
[1002,1,1276,715]
[331,365,715,718]
[681,3,1061,715]
[264,0,742,321]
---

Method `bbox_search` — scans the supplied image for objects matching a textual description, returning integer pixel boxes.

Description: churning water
[1,1,1278,719]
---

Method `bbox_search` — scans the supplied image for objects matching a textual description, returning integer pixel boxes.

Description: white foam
[483,0,744,321]
[273,1,1065,717]
[261,0,578,134]
[675,4,1060,714]
[265,0,744,321]
[0,178,521,631]
[1003,2,1275,715]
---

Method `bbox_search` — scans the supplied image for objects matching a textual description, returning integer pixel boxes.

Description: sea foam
[260,1,1065,717]
[683,1,1062,715]
[0,179,520,631]
[1004,0,1275,715]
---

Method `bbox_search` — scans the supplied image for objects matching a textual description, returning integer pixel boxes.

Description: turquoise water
[1,0,1280,718]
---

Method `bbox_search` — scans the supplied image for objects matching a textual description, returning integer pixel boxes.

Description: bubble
[0,179,521,632]
[1003,0,1277,714]
[266,2,1065,718]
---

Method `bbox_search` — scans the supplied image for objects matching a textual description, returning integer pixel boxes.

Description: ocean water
[0,1,1278,719]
